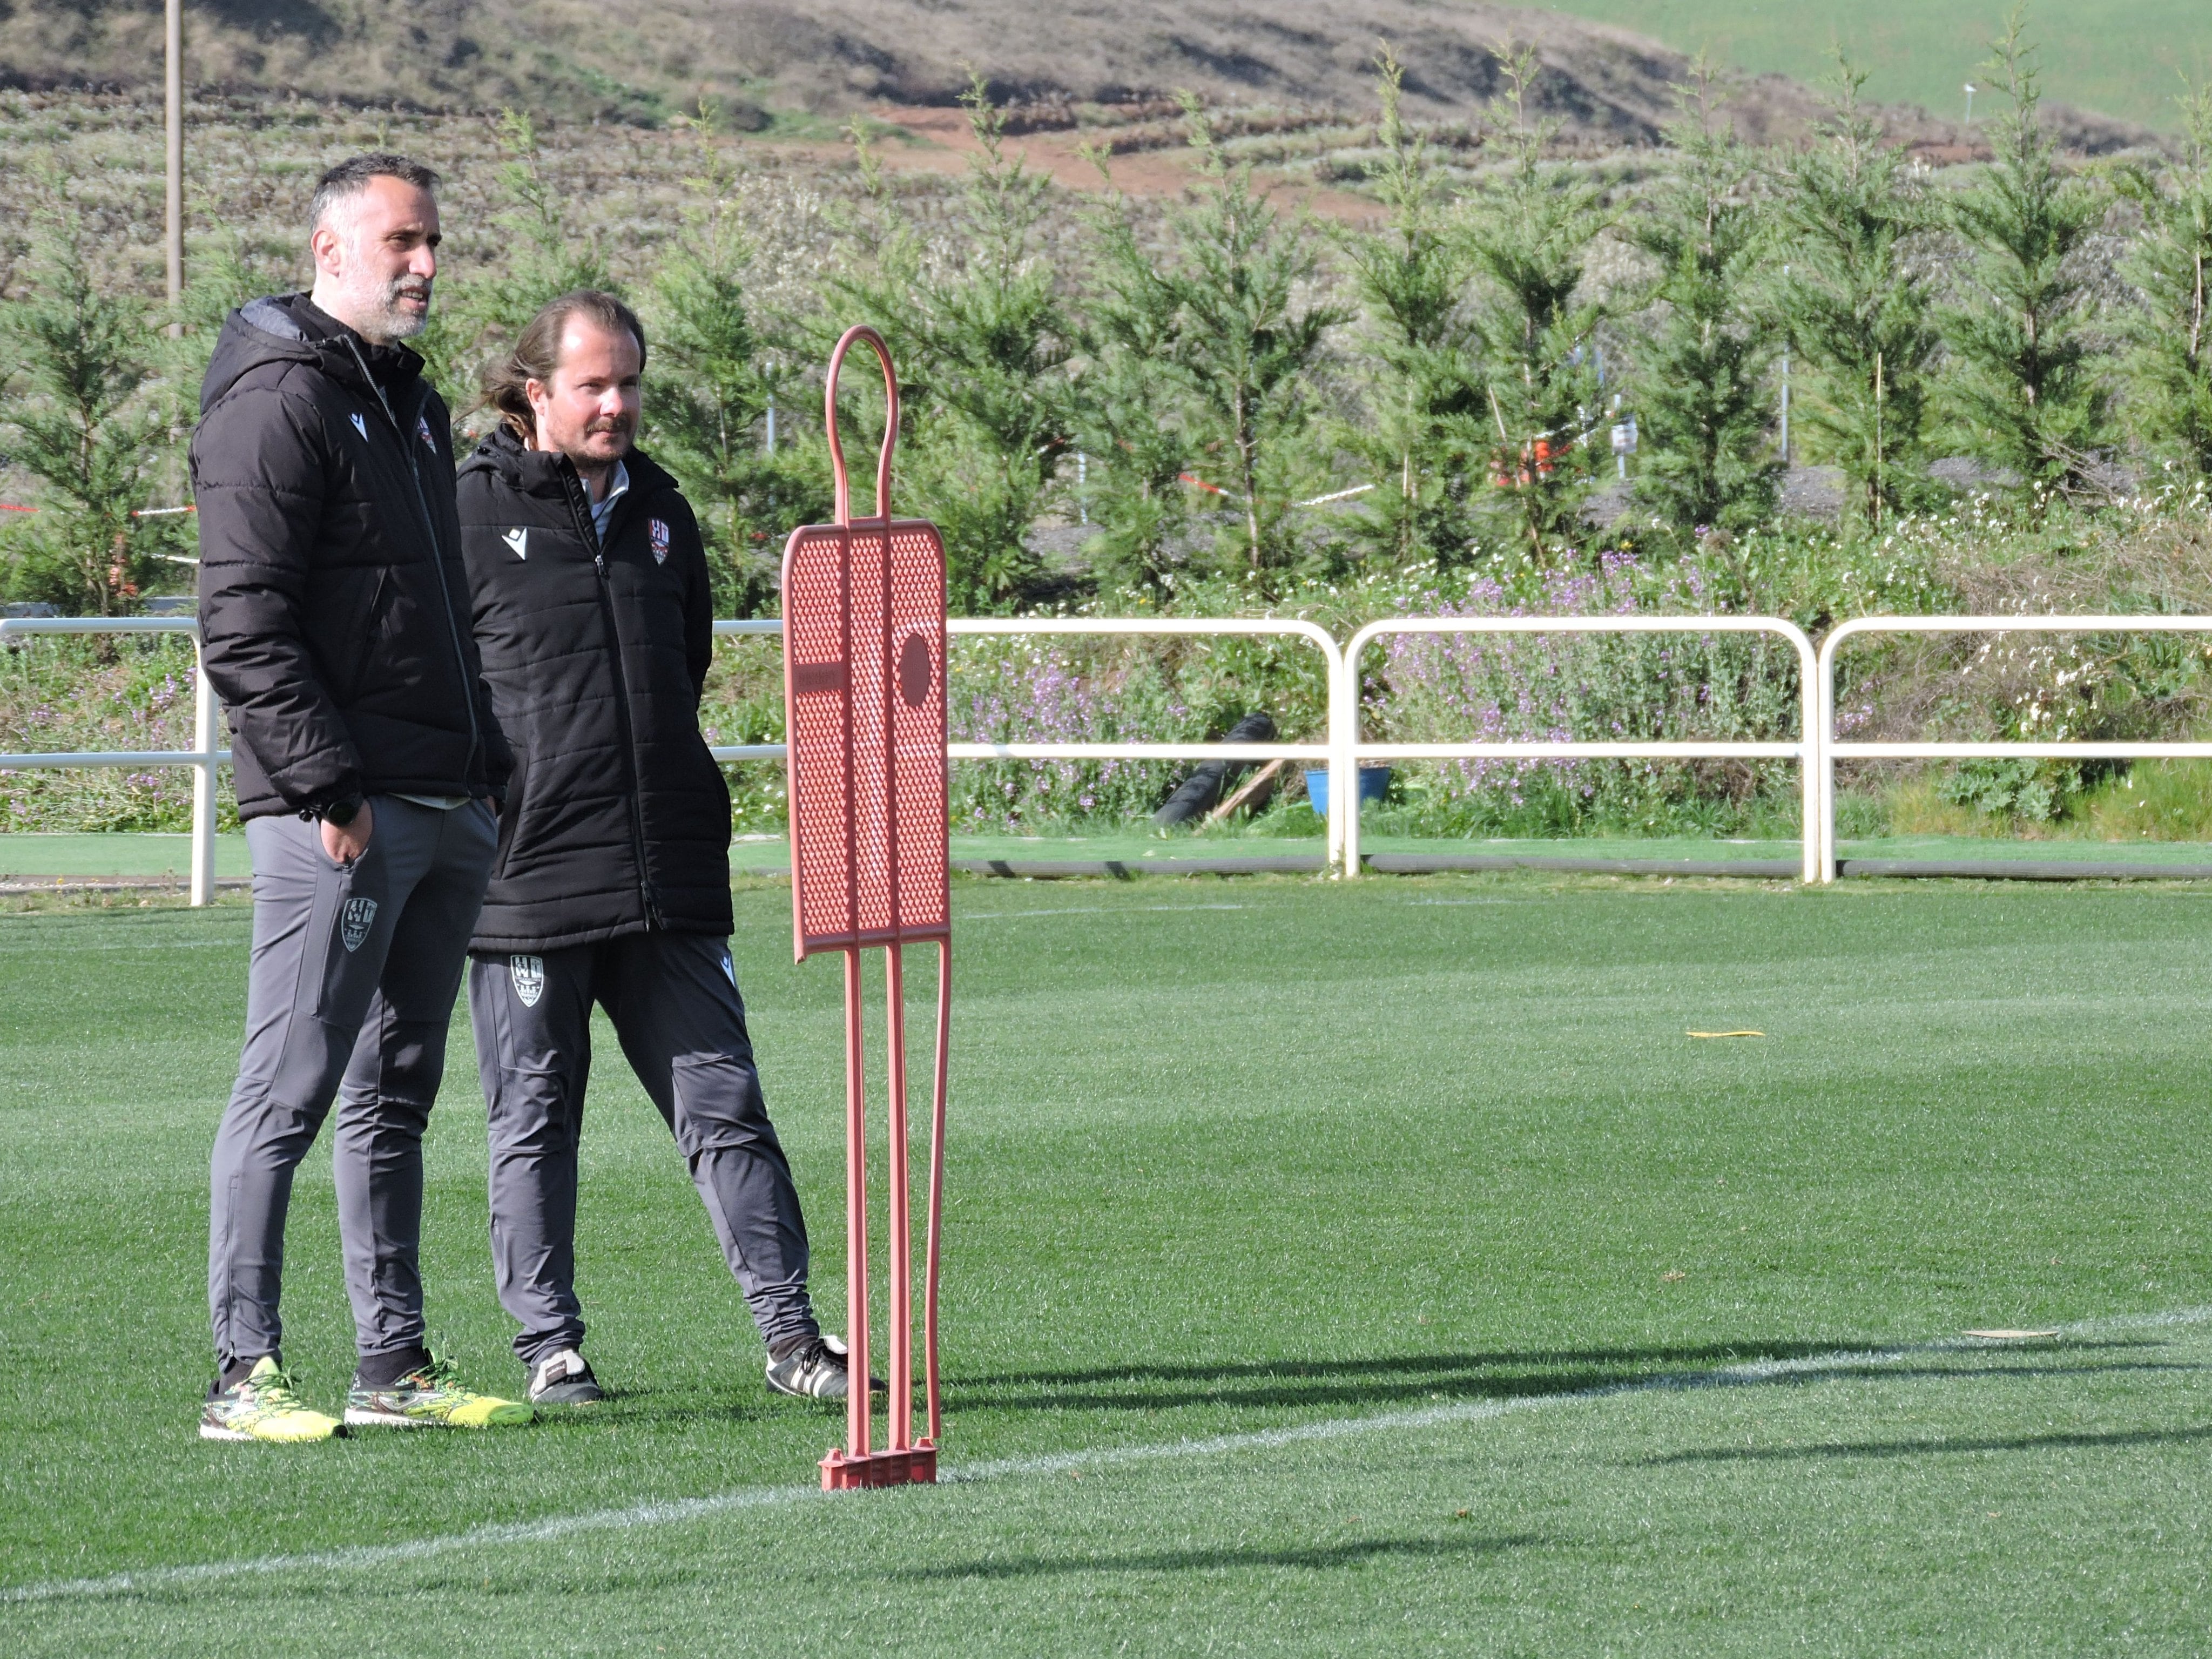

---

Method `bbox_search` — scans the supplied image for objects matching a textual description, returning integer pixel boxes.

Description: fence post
[191,632,217,907]
[1816,626,1840,883]
[1798,626,1821,885]
[1330,632,1358,878]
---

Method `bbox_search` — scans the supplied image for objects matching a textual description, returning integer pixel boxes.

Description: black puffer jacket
[191,294,510,818]
[456,429,733,953]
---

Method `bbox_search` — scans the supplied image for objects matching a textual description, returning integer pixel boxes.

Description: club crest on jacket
[415,413,438,454]
[650,518,670,564]
[340,895,378,953]
[502,527,528,561]
[509,954,545,1007]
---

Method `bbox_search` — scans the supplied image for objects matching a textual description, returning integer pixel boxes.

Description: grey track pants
[467,931,820,1365]
[208,797,497,1369]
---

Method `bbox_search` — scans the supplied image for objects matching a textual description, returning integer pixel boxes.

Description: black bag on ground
[1150,712,1277,827]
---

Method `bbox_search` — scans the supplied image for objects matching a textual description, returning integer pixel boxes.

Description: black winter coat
[456,429,734,953]
[191,294,510,818]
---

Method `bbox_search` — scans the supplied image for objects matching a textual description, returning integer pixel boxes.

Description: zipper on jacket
[346,338,484,784]
[560,464,664,929]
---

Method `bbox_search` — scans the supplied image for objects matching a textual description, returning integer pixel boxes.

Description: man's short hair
[481,290,650,441]
[309,153,441,237]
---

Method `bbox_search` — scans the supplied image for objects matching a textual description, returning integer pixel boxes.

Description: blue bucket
[1303,766,1392,818]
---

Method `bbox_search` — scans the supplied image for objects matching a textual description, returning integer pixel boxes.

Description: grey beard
[374,285,432,340]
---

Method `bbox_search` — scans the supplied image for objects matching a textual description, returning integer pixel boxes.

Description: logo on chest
[348,412,368,441]
[502,527,528,561]
[650,518,671,565]
[339,895,379,953]
[415,413,439,455]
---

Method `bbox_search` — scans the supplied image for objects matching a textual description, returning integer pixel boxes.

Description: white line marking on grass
[961,904,1247,921]
[12,1304,2207,1607]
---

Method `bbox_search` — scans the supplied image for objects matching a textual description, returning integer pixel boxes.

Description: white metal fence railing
[1816,615,2212,882]
[0,616,224,905]
[18,610,2212,901]
[1339,616,1822,883]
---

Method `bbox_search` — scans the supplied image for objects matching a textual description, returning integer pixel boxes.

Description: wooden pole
[165,0,183,338]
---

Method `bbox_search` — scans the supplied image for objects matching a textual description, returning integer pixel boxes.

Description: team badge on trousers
[510,954,545,1007]
[339,896,378,953]
[650,518,670,565]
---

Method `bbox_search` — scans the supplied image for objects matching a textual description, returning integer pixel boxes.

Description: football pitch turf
[3,873,2209,1653]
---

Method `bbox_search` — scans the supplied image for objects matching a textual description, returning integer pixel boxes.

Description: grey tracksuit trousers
[467,932,819,1365]
[208,796,498,1369]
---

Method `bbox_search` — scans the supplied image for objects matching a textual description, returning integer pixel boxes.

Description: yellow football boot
[345,1355,534,1429]
[200,1356,346,1444]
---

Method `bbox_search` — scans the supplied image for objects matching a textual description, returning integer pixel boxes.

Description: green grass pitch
[3,873,2210,1653]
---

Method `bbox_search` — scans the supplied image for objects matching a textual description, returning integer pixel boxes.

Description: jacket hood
[461,423,677,501]
[199,293,424,415]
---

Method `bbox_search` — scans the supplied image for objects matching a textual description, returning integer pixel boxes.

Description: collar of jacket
[462,425,677,505]
[200,292,425,414]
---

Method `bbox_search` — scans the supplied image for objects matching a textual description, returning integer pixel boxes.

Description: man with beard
[457,291,863,1406]
[194,154,532,1441]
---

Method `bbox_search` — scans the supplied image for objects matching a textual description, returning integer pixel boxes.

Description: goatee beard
[374,281,432,340]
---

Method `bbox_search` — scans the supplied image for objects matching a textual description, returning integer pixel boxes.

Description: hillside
[0,0,2156,151]
[1528,0,2207,133]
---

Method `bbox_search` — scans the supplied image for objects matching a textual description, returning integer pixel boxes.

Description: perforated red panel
[783,515,949,959]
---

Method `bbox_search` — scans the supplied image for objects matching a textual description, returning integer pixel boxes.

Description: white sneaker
[528,1348,605,1405]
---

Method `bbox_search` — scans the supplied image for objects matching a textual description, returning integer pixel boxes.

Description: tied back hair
[478,289,648,442]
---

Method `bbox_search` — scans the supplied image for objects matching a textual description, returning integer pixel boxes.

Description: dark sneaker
[345,1354,534,1429]
[528,1348,605,1406]
[764,1333,887,1400]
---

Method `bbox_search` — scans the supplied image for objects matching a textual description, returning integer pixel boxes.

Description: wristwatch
[321,794,365,828]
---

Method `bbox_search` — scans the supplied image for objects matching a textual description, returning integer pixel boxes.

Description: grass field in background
[5,873,2212,1653]
[1534,0,2207,130]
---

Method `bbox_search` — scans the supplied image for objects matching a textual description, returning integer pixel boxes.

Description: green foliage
[1458,48,1608,553]
[1152,97,1344,576]
[1072,192,1194,592]
[643,107,831,616]
[421,109,616,402]
[1937,755,2080,820]
[2112,85,2212,477]
[1628,70,1784,536]
[0,634,220,829]
[1941,12,2112,501]
[0,210,182,613]
[820,79,1074,612]
[1772,57,1943,527]
[1334,49,1485,569]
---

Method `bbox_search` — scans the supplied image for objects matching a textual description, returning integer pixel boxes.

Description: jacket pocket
[493,747,529,879]
[311,566,390,707]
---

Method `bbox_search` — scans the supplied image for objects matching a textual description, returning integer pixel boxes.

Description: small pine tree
[645,103,831,616]
[1629,68,1784,537]
[1157,95,1343,575]
[1076,177,1196,592]
[1940,11,2110,501]
[1336,48,1485,569]
[1459,45,1608,554]
[819,79,1074,611]
[1773,57,1942,527]
[2113,84,2212,478]
[0,211,180,613]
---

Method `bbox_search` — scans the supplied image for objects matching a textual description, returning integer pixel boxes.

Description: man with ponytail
[456,291,862,1406]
